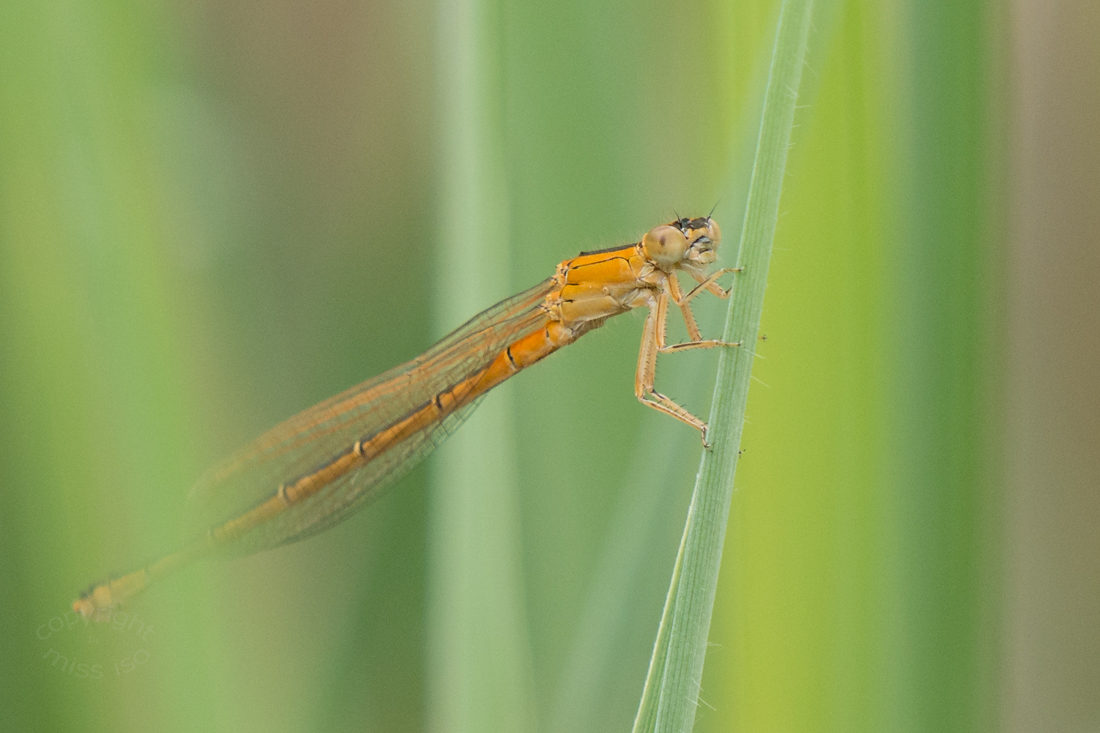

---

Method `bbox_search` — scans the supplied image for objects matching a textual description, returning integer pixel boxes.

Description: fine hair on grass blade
[632,1,816,731]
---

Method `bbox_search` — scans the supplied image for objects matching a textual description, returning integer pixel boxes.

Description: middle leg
[662,275,742,354]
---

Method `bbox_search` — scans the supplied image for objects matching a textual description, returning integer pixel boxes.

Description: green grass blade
[633,1,816,730]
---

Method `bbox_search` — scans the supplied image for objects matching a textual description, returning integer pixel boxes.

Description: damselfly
[74,216,739,617]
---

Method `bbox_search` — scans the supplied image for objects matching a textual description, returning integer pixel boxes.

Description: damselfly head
[642,217,721,271]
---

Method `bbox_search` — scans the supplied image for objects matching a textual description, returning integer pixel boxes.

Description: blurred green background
[1,1,1097,732]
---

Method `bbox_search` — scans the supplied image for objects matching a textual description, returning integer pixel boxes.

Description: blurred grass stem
[428,0,535,731]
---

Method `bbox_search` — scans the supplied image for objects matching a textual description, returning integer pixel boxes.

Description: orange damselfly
[74,216,739,618]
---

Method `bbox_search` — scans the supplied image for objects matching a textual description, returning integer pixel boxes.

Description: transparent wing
[182,279,554,555]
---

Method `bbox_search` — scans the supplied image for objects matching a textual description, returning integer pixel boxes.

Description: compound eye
[642,225,690,267]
